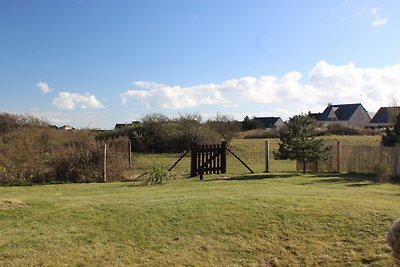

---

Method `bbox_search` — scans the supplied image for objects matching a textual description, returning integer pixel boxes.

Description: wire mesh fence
[131,139,298,178]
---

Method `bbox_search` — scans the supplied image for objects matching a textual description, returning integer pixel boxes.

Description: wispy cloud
[371,17,388,27]
[370,7,388,27]
[53,92,104,110]
[120,60,400,116]
[36,82,53,94]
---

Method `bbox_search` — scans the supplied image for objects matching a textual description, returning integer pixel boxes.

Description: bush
[0,127,129,185]
[325,123,360,135]
[97,113,226,152]
[140,161,172,185]
[239,128,285,139]
[0,112,49,134]
[374,161,392,183]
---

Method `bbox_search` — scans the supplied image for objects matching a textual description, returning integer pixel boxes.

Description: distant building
[114,121,140,130]
[310,103,371,128]
[253,117,285,129]
[370,107,400,128]
[60,125,75,130]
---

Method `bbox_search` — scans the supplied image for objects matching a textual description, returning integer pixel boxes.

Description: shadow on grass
[213,172,400,186]
[304,172,400,186]
[203,173,296,182]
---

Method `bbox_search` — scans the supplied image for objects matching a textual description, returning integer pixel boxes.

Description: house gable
[370,107,400,127]
[253,117,284,129]
[315,103,370,127]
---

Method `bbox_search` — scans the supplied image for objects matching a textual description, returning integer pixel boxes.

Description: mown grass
[1,174,399,266]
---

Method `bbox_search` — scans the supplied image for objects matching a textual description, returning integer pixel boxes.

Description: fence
[297,142,400,176]
[190,142,226,178]
[131,138,400,178]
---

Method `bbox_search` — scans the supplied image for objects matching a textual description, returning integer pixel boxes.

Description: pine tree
[382,114,400,146]
[241,116,260,130]
[274,114,331,174]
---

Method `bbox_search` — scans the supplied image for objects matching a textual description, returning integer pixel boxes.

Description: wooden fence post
[265,140,270,173]
[128,141,132,169]
[221,141,227,174]
[103,144,107,182]
[337,141,341,173]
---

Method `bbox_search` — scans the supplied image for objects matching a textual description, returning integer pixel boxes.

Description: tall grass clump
[140,160,172,185]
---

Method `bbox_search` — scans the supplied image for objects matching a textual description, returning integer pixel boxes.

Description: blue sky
[1,0,400,129]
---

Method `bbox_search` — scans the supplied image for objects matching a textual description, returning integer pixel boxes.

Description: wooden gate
[190,142,226,178]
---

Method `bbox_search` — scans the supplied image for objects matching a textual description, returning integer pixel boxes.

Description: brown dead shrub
[0,127,128,185]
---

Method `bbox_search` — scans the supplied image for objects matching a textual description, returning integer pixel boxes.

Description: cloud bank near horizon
[121,60,400,117]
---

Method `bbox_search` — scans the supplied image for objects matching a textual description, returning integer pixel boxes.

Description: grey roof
[114,121,140,129]
[308,112,321,120]
[253,117,282,128]
[318,103,367,121]
[371,107,400,124]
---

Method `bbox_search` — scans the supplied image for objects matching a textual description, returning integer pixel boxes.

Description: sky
[1,0,400,129]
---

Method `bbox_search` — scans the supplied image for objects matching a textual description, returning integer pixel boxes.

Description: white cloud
[370,7,379,16]
[36,82,53,94]
[371,17,388,27]
[370,7,388,27]
[132,81,166,89]
[53,92,104,110]
[120,60,400,117]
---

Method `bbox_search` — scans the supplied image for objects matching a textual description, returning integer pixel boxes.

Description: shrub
[326,123,360,135]
[239,128,283,139]
[373,161,392,183]
[0,112,49,134]
[0,127,129,185]
[140,161,172,185]
[97,113,225,153]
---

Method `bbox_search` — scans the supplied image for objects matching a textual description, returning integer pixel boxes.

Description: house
[310,103,371,128]
[60,125,75,130]
[253,117,285,129]
[114,121,140,130]
[370,107,400,128]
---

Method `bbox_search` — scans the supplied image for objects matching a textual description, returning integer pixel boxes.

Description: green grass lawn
[1,174,399,266]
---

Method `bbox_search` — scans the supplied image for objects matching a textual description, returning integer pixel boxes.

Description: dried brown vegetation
[0,114,129,185]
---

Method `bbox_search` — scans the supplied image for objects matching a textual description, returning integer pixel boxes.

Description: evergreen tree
[241,116,260,131]
[274,114,331,174]
[382,114,400,146]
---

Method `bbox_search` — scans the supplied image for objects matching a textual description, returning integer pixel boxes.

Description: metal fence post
[103,144,107,182]
[128,141,132,169]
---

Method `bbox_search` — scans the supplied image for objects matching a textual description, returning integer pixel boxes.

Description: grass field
[1,174,399,266]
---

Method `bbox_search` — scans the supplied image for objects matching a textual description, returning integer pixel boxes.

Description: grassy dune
[1,174,399,266]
